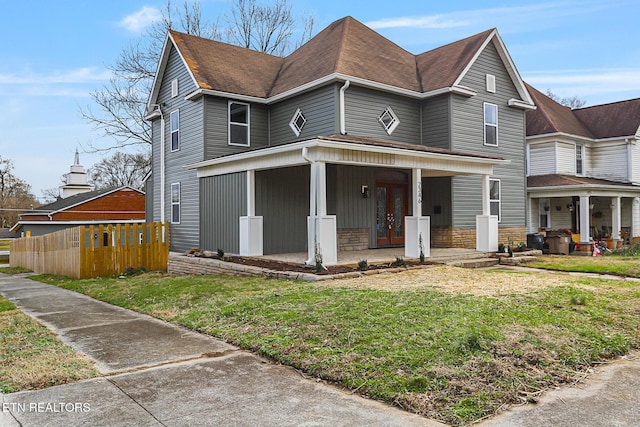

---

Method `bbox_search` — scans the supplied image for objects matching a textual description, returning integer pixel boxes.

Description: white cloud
[524,68,640,104]
[118,6,162,33]
[366,15,468,30]
[0,67,112,85]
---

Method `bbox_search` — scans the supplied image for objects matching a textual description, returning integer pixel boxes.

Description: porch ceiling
[188,135,508,178]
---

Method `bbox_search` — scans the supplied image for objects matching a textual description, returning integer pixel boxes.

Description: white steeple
[61,149,92,198]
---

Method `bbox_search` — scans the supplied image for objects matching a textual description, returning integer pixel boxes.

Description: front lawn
[35,267,640,425]
[0,295,99,393]
[528,254,640,277]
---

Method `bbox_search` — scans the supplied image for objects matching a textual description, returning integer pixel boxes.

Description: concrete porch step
[446,258,500,268]
[498,255,539,266]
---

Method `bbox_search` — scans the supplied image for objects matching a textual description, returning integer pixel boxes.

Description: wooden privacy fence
[10,222,169,278]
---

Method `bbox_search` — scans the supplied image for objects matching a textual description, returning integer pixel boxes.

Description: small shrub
[122,266,148,276]
[498,243,505,253]
[392,256,406,268]
[357,259,368,271]
[217,248,225,260]
[517,242,527,252]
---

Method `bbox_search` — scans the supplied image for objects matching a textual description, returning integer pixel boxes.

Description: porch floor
[261,247,489,266]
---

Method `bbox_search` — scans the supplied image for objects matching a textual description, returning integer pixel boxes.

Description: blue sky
[1,0,639,201]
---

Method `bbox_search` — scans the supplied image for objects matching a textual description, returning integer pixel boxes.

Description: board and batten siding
[345,86,421,144]
[422,95,451,150]
[256,166,310,254]
[449,40,527,229]
[333,165,377,247]
[200,173,247,254]
[591,142,629,182]
[204,97,269,160]
[422,177,452,227]
[269,85,338,145]
[152,44,202,252]
[528,143,556,175]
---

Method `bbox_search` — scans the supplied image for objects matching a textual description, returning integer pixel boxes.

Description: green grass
[0,266,32,275]
[33,270,640,425]
[0,295,99,393]
[528,255,640,277]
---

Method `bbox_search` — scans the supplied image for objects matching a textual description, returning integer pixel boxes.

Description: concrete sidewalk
[0,274,440,426]
[1,273,639,426]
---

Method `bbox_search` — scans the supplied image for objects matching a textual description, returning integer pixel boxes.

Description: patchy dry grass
[35,267,640,425]
[0,295,99,393]
[528,254,640,277]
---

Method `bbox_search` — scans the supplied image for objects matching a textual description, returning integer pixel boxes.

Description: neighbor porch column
[239,169,263,256]
[579,195,591,242]
[611,196,621,241]
[633,197,640,239]
[307,161,337,266]
[476,173,498,252]
[405,168,430,259]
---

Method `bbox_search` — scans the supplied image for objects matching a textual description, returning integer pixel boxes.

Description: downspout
[339,80,350,135]
[151,104,166,224]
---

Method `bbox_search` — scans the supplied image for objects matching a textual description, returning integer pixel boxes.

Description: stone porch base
[431,226,528,249]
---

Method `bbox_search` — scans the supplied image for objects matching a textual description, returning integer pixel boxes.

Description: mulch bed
[185,249,432,275]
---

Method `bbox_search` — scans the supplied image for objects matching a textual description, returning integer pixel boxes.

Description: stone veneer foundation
[431,226,528,249]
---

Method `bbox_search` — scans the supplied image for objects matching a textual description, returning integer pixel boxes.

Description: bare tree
[545,89,587,109]
[89,152,151,190]
[0,156,39,228]
[80,0,314,153]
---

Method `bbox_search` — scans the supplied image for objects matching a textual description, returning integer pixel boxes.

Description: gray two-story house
[145,16,535,264]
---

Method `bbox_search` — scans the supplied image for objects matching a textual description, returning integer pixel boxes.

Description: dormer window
[378,106,399,135]
[289,108,306,137]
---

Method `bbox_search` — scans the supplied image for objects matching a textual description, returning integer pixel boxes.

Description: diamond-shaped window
[289,108,307,137]
[378,106,399,134]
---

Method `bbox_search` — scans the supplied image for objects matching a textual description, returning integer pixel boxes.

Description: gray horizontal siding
[450,40,526,229]
[345,86,421,144]
[422,95,451,149]
[270,85,338,145]
[200,172,247,254]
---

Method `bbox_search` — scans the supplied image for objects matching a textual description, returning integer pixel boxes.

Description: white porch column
[579,195,591,242]
[239,170,263,256]
[307,161,337,266]
[633,198,640,238]
[406,168,430,259]
[476,174,498,252]
[611,196,621,241]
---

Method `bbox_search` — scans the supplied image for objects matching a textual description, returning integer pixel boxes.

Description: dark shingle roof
[526,83,640,139]
[21,187,125,216]
[168,17,501,99]
[528,174,637,188]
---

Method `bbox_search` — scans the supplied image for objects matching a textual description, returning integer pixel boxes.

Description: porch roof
[187,135,509,178]
[528,174,640,197]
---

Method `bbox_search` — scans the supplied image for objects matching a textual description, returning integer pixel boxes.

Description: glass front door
[376,183,407,246]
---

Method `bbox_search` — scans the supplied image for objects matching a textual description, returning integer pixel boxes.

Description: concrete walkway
[0,274,441,427]
[1,273,639,426]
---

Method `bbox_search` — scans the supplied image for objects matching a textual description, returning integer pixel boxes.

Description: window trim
[489,178,501,223]
[378,106,400,135]
[228,101,250,147]
[170,110,180,152]
[484,102,498,147]
[289,108,307,137]
[575,143,584,175]
[170,183,181,224]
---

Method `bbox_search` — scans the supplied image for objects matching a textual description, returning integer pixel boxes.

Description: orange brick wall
[52,189,145,221]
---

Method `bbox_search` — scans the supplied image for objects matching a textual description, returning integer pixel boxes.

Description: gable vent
[486,74,496,93]
[171,79,179,98]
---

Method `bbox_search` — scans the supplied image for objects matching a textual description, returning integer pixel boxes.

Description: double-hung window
[484,103,498,146]
[575,144,584,175]
[229,101,250,146]
[490,178,501,222]
[171,183,180,224]
[170,110,180,151]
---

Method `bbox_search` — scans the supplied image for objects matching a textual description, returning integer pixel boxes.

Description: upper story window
[289,108,306,137]
[490,178,501,222]
[170,110,179,151]
[229,101,250,146]
[170,183,180,224]
[575,144,584,175]
[378,106,400,135]
[484,103,498,146]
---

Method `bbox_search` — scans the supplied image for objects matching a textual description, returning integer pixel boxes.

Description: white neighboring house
[525,83,640,246]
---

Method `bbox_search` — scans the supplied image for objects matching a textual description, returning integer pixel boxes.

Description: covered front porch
[189,135,508,265]
[528,175,640,245]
